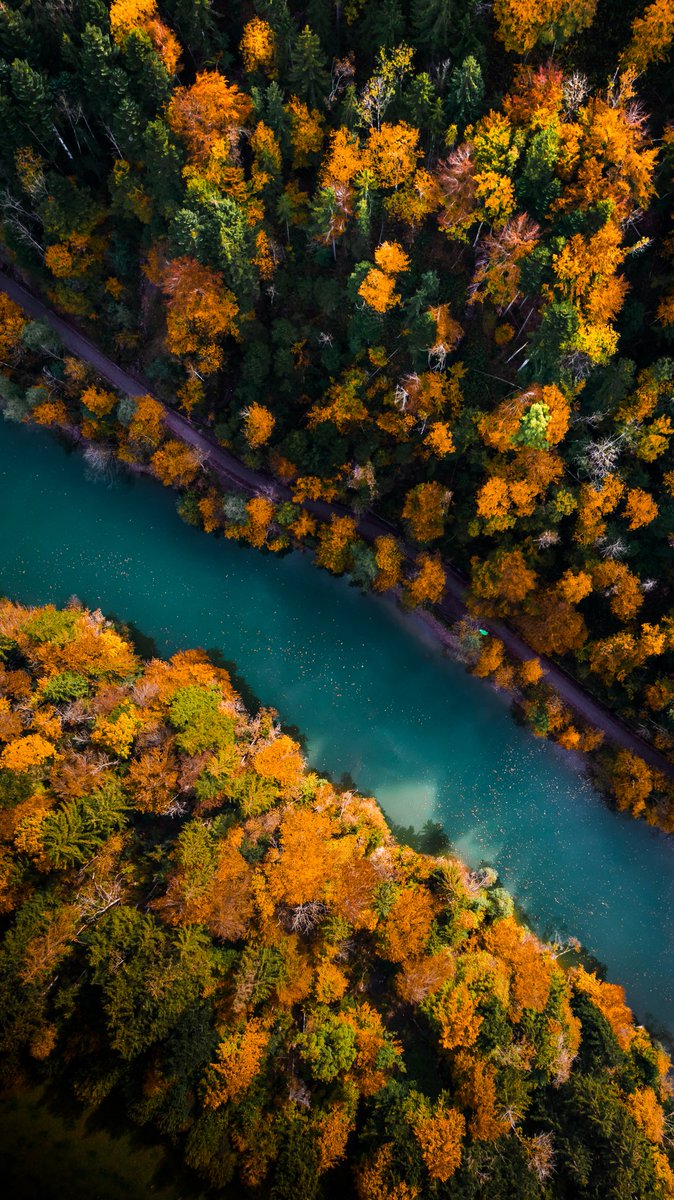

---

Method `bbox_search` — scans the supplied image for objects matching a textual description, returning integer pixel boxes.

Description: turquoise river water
[1,419,673,1039]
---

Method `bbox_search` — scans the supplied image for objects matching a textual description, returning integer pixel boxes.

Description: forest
[2,2,674,1195]
[1,1,674,829]
[0,597,673,1199]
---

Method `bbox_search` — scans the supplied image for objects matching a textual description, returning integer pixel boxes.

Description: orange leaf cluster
[151,440,201,488]
[315,515,358,574]
[403,553,445,608]
[148,255,239,374]
[204,1018,269,1108]
[373,535,403,592]
[253,733,304,789]
[240,18,276,75]
[402,482,450,544]
[167,71,252,164]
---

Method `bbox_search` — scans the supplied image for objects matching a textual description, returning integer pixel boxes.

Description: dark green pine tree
[8,59,54,151]
[288,26,330,109]
[447,54,484,126]
[412,0,457,50]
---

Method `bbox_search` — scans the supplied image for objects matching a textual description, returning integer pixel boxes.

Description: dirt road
[2,268,672,778]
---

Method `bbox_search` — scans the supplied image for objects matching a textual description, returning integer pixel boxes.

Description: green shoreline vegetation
[0,598,673,1199]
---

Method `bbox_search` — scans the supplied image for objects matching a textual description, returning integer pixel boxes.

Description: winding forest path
[2,268,674,779]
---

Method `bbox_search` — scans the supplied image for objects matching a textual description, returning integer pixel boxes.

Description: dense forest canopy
[0,598,673,1198]
[1,0,674,826]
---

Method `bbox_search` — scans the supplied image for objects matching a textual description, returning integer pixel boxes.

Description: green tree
[447,55,484,126]
[288,27,330,109]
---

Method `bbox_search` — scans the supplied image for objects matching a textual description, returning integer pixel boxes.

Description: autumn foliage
[0,601,669,1199]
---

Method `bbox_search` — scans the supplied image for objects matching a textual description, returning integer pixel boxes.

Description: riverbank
[2,418,674,1034]
[1,267,673,789]
[49,420,674,839]
[0,595,671,1199]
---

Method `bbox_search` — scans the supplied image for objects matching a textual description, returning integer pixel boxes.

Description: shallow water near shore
[1,418,673,1039]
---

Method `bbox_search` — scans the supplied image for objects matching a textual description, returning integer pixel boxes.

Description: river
[1,419,673,1038]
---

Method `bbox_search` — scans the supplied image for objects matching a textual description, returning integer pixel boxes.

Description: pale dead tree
[348,462,377,500]
[369,844,398,881]
[476,866,499,891]
[1,191,45,258]
[427,344,447,371]
[287,901,327,935]
[464,867,497,897]
[332,790,354,820]
[58,95,97,156]
[260,481,281,503]
[333,936,356,963]
[641,578,657,592]
[500,1103,525,1131]
[328,55,355,107]
[288,1076,311,1108]
[357,73,393,131]
[547,934,582,961]
[138,724,168,749]
[58,699,93,729]
[553,1042,575,1086]
[536,530,560,549]
[131,679,161,706]
[573,409,604,428]
[163,797,188,818]
[394,379,414,411]
[318,331,334,347]
[562,350,593,383]
[436,144,476,234]
[598,535,628,559]
[431,58,452,92]
[75,874,125,926]
[580,432,628,482]
[51,123,74,161]
[470,213,541,309]
[103,121,124,157]
[83,444,117,486]
[525,1133,555,1184]
[562,71,589,111]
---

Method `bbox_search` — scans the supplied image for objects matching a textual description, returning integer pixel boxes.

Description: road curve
[2,268,673,779]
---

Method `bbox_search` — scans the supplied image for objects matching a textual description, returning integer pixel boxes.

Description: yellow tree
[240,17,276,75]
[151,440,201,488]
[242,403,275,450]
[403,554,446,608]
[287,96,324,167]
[412,1101,466,1183]
[494,0,597,54]
[167,71,252,164]
[623,487,658,530]
[373,535,403,592]
[622,0,674,72]
[146,254,239,374]
[402,482,451,543]
[0,294,27,360]
[315,516,358,574]
[109,0,181,74]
